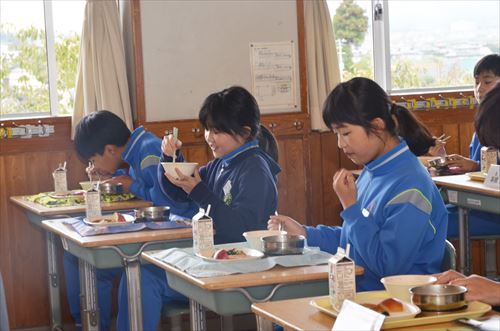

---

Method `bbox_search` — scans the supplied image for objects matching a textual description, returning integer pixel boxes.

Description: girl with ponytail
[269,77,448,291]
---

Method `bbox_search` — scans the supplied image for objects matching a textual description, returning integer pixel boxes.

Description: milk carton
[52,162,68,193]
[192,205,214,255]
[329,244,356,311]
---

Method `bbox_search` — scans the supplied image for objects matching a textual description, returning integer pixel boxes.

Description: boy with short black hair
[67,110,196,330]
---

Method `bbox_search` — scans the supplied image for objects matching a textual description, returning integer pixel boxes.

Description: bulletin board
[139,1,301,121]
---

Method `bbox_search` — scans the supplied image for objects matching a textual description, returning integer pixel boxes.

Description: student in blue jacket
[69,110,196,331]
[443,54,500,238]
[116,86,281,330]
[269,77,448,292]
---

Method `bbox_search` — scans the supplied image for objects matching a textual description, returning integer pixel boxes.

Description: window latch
[374,3,383,21]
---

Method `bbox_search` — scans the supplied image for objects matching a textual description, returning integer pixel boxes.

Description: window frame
[373,0,492,95]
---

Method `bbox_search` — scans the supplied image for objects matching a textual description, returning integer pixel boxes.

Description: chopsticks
[435,134,451,142]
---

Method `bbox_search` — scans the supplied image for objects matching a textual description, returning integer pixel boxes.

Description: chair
[441,240,457,272]
[0,272,9,331]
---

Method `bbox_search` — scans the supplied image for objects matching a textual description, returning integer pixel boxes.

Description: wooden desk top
[10,195,152,216]
[142,250,363,291]
[432,175,500,197]
[251,296,498,331]
[41,219,192,247]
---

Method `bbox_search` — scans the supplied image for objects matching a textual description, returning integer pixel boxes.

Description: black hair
[322,77,435,156]
[199,86,279,160]
[74,110,131,160]
[475,83,500,148]
[473,54,500,77]
[257,125,279,162]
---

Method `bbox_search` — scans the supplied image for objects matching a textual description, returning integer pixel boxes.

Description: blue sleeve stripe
[140,155,160,170]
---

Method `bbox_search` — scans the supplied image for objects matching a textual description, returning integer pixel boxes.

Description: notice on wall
[250,41,297,110]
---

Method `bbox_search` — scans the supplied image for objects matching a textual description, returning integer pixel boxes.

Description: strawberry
[213,249,229,259]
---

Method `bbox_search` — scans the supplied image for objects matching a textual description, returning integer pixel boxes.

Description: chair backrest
[441,240,456,271]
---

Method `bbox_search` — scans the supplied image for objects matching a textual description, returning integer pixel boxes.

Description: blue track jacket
[305,139,448,291]
[158,140,280,244]
[122,126,196,218]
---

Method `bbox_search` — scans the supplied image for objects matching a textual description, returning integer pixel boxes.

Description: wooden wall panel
[0,117,87,328]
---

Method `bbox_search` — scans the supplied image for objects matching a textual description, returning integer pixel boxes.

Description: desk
[42,219,192,331]
[142,248,363,331]
[10,195,151,331]
[432,175,500,275]
[251,296,498,331]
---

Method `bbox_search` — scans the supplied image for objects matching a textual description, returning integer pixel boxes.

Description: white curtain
[304,0,341,131]
[72,0,133,137]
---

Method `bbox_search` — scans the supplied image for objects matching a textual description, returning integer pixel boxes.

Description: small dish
[195,247,264,262]
[466,171,487,182]
[83,213,135,226]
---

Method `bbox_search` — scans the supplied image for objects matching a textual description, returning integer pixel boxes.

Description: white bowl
[79,181,94,191]
[243,230,286,251]
[381,275,437,302]
[161,162,198,178]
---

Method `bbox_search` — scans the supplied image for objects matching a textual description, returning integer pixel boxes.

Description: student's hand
[445,154,478,172]
[161,134,183,158]
[165,167,201,194]
[428,140,447,157]
[268,214,306,237]
[332,168,357,209]
[449,274,500,306]
[104,175,133,193]
[434,269,465,284]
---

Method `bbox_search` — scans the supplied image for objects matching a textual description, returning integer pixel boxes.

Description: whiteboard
[140,0,300,122]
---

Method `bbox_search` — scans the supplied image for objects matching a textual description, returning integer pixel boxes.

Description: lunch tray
[310,291,491,329]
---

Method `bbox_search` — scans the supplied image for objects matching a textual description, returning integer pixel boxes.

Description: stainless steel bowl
[428,157,447,168]
[261,234,305,256]
[134,206,170,222]
[99,182,123,194]
[410,284,467,312]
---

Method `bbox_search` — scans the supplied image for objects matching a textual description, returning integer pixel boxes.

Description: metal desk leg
[79,260,100,331]
[123,259,143,331]
[458,207,471,275]
[255,315,274,331]
[46,231,63,331]
[190,299,207,331]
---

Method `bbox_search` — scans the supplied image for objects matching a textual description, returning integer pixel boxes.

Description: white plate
[310,291,421,322]
[83,213,135,226]
[196,247,264,262]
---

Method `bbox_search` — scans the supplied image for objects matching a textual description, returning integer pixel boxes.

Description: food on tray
[89,212,127,224]
[212,248,249,260]
[361,298,404,316]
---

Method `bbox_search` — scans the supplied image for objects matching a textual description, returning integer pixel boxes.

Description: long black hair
[322,77,435,156]
[199,86,278,161]
[475,83,500,148]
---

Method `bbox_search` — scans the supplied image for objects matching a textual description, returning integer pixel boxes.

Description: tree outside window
[0,1,84,118]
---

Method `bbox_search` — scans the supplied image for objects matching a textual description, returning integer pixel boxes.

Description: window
[327,0,500,93]
[0,1,85,119]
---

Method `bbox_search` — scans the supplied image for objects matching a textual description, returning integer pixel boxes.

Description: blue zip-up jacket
[305,139,448,291]
[470,133,482,171]
[122,126,196,218]
[158,140,281,244]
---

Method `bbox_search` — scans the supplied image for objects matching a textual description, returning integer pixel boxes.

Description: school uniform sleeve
[341,188,436,278]
[469,134,482,170]
[305,225,342,253]
[188,156,278,243]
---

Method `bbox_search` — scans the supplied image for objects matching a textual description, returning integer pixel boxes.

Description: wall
[137,0,301,121]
